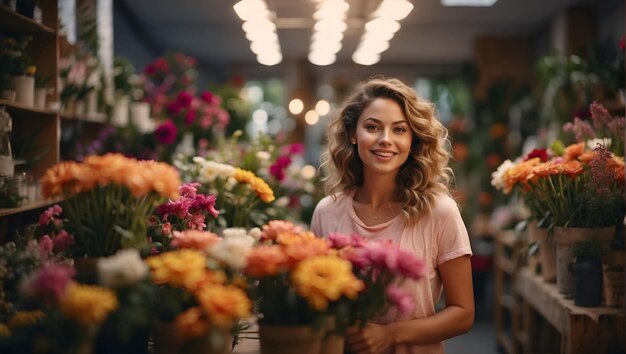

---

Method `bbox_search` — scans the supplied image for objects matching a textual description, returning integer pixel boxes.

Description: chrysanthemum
[291,255,363,311]
[245,245,288,277]
[173,307,209,340]
[194,284,251,328]
[59,282,118,325]
[147,249,218,290]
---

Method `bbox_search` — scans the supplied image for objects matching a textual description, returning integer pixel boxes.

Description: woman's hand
[344,323,393,354]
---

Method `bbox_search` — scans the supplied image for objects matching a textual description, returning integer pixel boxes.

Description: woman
[310,78,474,354]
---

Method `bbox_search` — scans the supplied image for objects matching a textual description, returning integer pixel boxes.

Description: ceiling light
[352,51,380,66]
[308,51,337,66]
[256,52,282,66]
[305,110,320,125]
[374,0,414,20]
[365,18,401,33]
[441,0,498,6]
[234,0,269,21]
[289,99,304,114]
[315,100,330,116]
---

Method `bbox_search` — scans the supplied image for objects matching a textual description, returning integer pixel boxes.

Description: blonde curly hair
[320,77,453,220]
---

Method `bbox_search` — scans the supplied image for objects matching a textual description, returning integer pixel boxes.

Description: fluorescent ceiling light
[441,0,498,6]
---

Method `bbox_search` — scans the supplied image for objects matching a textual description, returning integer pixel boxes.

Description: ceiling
[114,0,606,72]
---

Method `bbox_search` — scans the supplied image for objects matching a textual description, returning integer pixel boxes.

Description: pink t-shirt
[310,190,472,354]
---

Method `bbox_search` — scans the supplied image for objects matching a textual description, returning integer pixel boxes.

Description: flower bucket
[531,222,555,281]
[153,322,231,354]
[603,270,625,308]
[258,323,323,354]
[11,75,34,106]
[554,227,615,295]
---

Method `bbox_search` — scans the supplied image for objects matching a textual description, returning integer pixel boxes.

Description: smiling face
[351,97,413,179]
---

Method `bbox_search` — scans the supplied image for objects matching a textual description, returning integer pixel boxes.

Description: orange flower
[245,245,288,277]
[282,237,331,267]
[578,151,596,164]
[234,168,275,203]
[261,220,304,242]
[452,142,469,162]
[173,307,209,340]
[276,231,316,246]
[194,284,251,328]
[562,160,584,178]
[171,230,221,251]
[503,158,540,192]
[531,161,560,178]
[563,142,585,161]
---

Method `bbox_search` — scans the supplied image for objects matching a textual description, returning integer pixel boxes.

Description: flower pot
[554,227,615,295]
[11,75,35,106]
[153,322,231,354]
[112,96,129,127]
[571,256,603,307]
[258,323,324,354]
[603,270,625,308]
[130,102,153,133]
[34,87,47,109]
[1,89,16,102]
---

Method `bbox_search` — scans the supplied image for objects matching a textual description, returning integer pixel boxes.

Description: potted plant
[570,239,605,307]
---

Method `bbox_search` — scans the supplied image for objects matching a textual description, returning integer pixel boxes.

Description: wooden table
[515,268,625,354]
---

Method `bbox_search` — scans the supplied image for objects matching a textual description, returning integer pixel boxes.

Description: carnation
[97,249,149,288]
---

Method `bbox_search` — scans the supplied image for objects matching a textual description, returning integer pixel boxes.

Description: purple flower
[155,120,178,145]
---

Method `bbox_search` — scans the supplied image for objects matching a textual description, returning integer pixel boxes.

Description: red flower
[155,120,178,145]
[524,148,549,162]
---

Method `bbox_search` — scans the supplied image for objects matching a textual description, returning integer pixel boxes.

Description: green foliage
[571,239,605,259]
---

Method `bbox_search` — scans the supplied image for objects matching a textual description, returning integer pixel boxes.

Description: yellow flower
[291,255,364,311]
[59,282,118,325]
[7,310,45,328]
[25,65,36,76]
[194,284,252,328]
[147,249,224,290]
[234,168,275,203]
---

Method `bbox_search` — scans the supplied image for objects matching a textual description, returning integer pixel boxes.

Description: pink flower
[155,120,178,145]
[386,285,415,315]
[328,232,353,249]
[186,213,206,230]
[52,230,74,253]
[37,235,53,256]
[167,100,182,115]
[192,194,219,218]
[179,182,201,198]
[184,110,197,125]
[395,249,426,280]
[23,263,75,302]
[39,204,62,226]
[177,91,193,108]
[200,91,215,104]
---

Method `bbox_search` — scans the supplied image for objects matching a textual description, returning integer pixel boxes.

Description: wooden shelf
[0,99,57,118]
[515,267,625,354]
[61,113,108,124]
[0,5,55,34]
[0,197,64,217]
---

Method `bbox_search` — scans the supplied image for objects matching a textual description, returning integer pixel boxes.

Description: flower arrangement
[175,156,275,228]
[491,103,625,229]
[0,262,119,354]
[146,247,252,347]
[197,130,318,224]
[148,182,220,252]
[39,153,182,257]
[245,221,425,333]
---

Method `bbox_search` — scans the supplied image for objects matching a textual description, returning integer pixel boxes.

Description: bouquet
[39,153,181,257]
[174,156,275,228]
[491,102,625,228]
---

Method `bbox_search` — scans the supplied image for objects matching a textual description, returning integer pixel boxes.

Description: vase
[130,102,153,133]
[258,323,324,354]
[571,256,603,307]
[34,87,47,109]
[112,96,129,127]
[153,322,231,354]
[554,227,615,295]
[11,75,34,106]
[603,270,625,308]
[176,131,195,156]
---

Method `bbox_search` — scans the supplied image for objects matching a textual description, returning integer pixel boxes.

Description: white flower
[97,249,148,288]
[491,159,514,191]
[587,138,611,151]
[209,234,254,270]
[256,151,271,161]
[222,227,248,239]
[248,227,262,241]
[275,196,290,207]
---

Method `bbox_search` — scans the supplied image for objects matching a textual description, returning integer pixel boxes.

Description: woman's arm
[345,255,474,353]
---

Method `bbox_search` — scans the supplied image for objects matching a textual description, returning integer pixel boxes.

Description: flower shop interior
[0,0,625,353]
